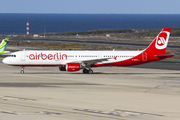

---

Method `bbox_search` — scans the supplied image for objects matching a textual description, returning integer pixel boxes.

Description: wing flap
[71,58,111,65]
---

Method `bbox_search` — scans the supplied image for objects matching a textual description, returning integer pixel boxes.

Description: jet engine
[59,63,81,72]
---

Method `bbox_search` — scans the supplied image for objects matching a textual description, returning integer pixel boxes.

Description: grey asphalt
[0,60,180,120]
[132,59,180,71]
[1,38,180,120]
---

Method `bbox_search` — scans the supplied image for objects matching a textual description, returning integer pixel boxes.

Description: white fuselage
[3,50,142,66]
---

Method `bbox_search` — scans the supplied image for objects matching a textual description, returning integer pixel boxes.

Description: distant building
[33,34,39,38]
[106,34,110,37]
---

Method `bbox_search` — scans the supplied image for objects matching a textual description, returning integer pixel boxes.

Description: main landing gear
[83,68,93,74]
[21,66,25,74]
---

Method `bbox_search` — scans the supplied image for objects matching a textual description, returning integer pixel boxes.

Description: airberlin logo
[29,52,67,60]
[157,37,166,46]
[155,31,170,49]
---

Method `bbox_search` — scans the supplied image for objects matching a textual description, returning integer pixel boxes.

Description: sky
[0,0,180,14]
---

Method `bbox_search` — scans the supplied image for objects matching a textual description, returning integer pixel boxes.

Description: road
[132,59,180,70]
[0,57,180,120]
[0,37,180,120]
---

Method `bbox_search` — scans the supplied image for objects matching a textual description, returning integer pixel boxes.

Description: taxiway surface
[0,58,180,120]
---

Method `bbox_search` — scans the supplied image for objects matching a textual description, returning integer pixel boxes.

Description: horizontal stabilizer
[155,53,174,58]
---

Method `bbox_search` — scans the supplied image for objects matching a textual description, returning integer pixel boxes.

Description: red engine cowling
[66,63,81,72]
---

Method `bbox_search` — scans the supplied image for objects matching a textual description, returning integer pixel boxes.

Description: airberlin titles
[29,52,67,60]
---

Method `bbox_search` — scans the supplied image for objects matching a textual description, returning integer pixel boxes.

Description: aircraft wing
[81,58,110,65]
[71,57,115,66]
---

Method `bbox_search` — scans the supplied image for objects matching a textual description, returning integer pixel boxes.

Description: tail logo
[157,37,165,45]
[155,31,170,49]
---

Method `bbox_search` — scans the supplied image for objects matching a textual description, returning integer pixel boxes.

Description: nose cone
[2,57,9,64]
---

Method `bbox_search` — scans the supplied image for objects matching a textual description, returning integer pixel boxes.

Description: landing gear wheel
[21,70,24,74]
[83,69,89,74]
[89,69,93,74]
[21,66,25,74]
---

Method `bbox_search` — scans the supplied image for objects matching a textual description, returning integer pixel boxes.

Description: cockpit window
[8,55,16,57]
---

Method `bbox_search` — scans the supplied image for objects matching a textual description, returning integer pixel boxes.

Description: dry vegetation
[8,40,140,51]
[39,27,180,38]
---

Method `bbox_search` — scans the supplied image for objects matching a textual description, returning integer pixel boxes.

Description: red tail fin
[145,28,171,53]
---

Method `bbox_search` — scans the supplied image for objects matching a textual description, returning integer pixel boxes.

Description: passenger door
[21,52,26,61]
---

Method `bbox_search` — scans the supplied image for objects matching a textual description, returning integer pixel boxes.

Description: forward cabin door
[21,52,26,61]
[98,53,102,58]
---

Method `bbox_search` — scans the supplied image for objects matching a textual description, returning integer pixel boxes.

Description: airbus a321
[3,28,174,74]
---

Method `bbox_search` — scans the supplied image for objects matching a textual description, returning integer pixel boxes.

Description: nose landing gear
[21,66,25,74]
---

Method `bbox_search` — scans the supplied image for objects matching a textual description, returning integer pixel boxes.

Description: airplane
[0,38,9,54]
[2,28,174,74]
